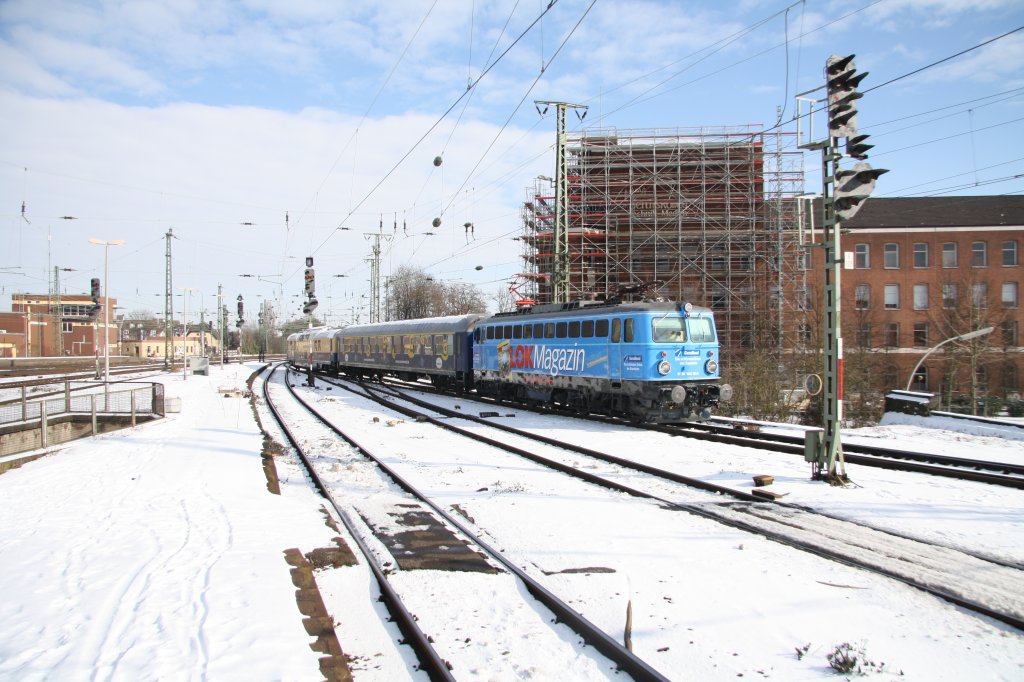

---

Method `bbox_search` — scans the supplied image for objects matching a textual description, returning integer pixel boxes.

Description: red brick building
[0,293,117,358]
[814,196,1022,402]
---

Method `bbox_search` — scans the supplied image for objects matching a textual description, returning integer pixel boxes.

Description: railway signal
[236,294,244,328]
[834,163,889,222]
[88,278,102,319]
[825,54,866,139]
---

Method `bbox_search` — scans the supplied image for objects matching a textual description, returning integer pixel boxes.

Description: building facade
[1,293,118,358]
[816,196,1022,402]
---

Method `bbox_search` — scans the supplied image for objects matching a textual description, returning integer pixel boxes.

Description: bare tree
[387,265,486,320]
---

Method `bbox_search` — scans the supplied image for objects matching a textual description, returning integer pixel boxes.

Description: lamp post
[89,238,124,383]
[905,326,995,391]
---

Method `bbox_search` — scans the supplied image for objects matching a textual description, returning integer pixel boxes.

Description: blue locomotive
[473,301,730,422]
[286,301,730,422]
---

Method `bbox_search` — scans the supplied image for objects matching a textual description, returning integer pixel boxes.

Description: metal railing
[0,382,165,427]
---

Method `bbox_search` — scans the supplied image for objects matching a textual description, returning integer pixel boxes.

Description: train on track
[287,300,732,423]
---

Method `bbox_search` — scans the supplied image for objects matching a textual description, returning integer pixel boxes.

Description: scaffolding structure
[517,125,805,352]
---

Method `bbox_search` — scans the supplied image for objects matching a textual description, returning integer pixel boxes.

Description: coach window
[533,323,543,338]
[503,325,513,339]
[556,322,568,338]
[611,318,621,342]
[486,326,495,340]
[522,324,533,339]
[544,322,555,338]
[513,325,523,339]
[581,320,594,337]
[595,319,609,338]
[569,321,581,337]
[624,318,635,342]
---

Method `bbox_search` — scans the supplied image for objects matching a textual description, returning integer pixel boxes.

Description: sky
[1,0,1023,325]
[1,362,1022,679]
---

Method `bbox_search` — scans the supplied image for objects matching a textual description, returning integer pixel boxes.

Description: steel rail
[287,372,672,682]
[260,364,456,682]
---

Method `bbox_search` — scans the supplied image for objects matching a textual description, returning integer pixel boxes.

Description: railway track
[318,373,1024,632]
[696,418,1024,489]
[261,364,669,681]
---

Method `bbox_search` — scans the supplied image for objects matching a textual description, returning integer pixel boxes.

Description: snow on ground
[0,363,1022,681]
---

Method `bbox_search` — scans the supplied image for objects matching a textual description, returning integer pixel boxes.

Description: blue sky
[1,0,1022,323]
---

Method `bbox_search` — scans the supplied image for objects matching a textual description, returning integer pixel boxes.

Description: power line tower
[365,221,391,322]
[164,228,176,370]
[536,100,587,303]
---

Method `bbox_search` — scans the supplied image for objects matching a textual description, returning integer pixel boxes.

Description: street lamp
[905,326,995,391]
[88,238,124,382]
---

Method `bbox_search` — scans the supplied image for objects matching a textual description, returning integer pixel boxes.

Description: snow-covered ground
[1,363,1022,681]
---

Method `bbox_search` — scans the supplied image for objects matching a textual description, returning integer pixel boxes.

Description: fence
[0,383,165,457]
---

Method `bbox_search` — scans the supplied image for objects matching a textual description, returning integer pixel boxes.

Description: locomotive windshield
[687,317,716,343]
[652,316,686,342]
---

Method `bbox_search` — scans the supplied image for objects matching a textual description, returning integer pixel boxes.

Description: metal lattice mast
[164,228,174,370]
[364,223,390,323]
[536,100,587,303]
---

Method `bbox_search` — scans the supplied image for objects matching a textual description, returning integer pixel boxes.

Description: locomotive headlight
[719,383,734,401]
[704,359,718,374]
[657,359,672,375]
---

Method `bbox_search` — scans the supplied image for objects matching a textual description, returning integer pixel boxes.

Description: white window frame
[883,242,899,269]
[884,284,900,310]
[913,283,929,310]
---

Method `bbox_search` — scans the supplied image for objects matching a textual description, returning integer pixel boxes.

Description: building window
[913,283,929,310]
[884,284,900,309]
[972,282,988,308]
[884,243,899,268]
[1004,282,1019,308]
[854,244,870,269]
[942,283,958,308]
[910,365,928,391]
[854,284,870,310]
[913,322,928,347]
[942,242,958,268]
[1004,320,1019,347]
[913,242,929,268]
[1004,240,1019,266]
[972,241,988,267]
[884,323,899,348]
[62,322,73,333]
[857,324,872,348]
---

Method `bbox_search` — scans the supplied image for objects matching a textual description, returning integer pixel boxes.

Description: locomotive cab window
[652,316,686,342]
[486,326,495,340]
[688,317,716,343]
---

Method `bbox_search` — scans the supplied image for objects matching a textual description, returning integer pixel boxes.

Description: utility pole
[217,283,225,366]
[536,100,587,304]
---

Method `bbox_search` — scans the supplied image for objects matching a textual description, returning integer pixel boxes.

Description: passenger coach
[335,314,483,390]
[473,301,730,422]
